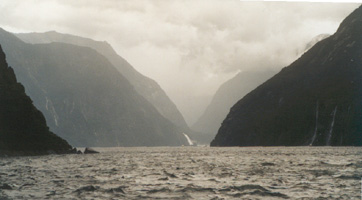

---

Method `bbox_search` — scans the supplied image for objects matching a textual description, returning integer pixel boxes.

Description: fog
[0,0,359,125]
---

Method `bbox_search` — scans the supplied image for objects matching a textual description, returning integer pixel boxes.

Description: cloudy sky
[0,0,360,125]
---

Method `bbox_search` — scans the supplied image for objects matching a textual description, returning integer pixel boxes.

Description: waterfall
[310,101,319,146]
[326,106,338,146]
[182,133,193,146]
[46,97,59,126]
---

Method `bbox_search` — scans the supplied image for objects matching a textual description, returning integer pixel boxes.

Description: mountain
[192,33,328,144]
[211,5,362,146]
[0,45,73,156]
[192,70,276,144]
[15,31,189,131]
[0,28,188,147]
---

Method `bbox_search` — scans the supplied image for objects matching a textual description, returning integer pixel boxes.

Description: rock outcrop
[84,148,99,154]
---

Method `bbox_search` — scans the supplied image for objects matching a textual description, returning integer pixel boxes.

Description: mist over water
[1,147,361,199]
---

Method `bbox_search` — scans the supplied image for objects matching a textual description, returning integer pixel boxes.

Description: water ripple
[0,147,361,199]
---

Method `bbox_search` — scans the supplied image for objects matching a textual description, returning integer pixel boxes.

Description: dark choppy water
[0,147,361,199]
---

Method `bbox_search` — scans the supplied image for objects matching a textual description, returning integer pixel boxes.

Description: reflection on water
[0,147,361,199]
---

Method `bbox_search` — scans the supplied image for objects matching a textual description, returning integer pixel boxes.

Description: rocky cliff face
[0,45,73,156]
[15,32,190,131]
[211,5,362,146]
[192,70,276,144]
[0,29,188,147]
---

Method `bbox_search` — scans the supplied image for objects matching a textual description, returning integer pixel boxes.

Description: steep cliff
[0,45,73,156]
[211,5,362,146]
[192,70,276,143]
[0,29,188,147]
[16,31,189,131]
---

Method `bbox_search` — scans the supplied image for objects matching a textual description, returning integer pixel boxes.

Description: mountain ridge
[0,28,188,147]
[211,5,362,147]
[16,31,190,132]
[192,70,276,143]
[0,44,73,156]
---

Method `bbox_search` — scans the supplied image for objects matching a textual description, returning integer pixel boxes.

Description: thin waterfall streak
[310,101,319,146]
[183,133,193,146]
[327,106,338,146]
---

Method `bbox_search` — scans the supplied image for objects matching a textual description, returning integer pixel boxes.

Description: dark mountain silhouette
[15,31,189,131]
[0,28,188,147]
[192,70,276,144]
[211,5,362,146]
[0,45,73,156]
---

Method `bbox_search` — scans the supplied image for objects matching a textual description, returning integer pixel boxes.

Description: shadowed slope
[16,31,190,131]
[0,45,73,156]
[211,5,362,146]
[192,70,276,144]
[0,29,187,147]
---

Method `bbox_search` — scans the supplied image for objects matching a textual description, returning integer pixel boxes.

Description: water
[0,147,361,199]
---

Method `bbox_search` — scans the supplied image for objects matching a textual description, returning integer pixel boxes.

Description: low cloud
[0,0,359,124]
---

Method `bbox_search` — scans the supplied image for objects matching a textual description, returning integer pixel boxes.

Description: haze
[0,0,359,125]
